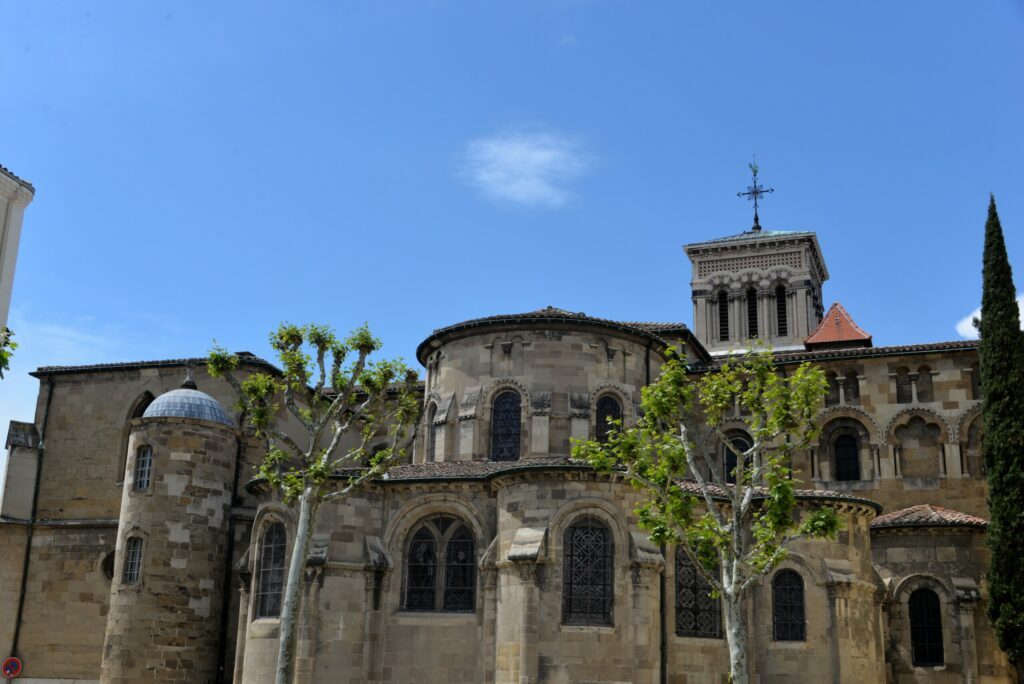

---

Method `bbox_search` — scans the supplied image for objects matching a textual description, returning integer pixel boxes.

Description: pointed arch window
[675,549,722,638]
[132,445,153,492]
[772,569,805,641]
[595,395,622,444]
[775,285,788,337]
[122,537,143,585]
[254,522,286,619]
[426,404,438,463]
[403,515,476,612]
[834,434,859,481]
[563,517,614,625]
[490,391,521,461]
[909,588,944,666]
[746,287,758,338]
[718,291,730,342]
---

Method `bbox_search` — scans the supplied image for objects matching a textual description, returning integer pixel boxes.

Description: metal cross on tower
[737,160,774,232]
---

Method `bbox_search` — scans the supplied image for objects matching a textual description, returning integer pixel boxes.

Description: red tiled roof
[870,504,988,530]
[805,303,872,348]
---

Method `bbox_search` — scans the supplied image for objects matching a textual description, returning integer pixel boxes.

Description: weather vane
[737,158,774,232]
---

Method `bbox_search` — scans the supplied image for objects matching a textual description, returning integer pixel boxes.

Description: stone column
[482,568,498,684]
[514,562,540,684]
[630,563,662,684]
[295,564,323,680]
[957,600,979,684]
[232,575,251,684]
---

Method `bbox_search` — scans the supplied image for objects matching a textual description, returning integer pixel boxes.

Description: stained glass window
[909,588,944,666]
[834,434,860,481]
[254,522,286,619]
[675,550,722,639]
[563,517,613,625]
[490,391,521,461]
[595,395,622,444]
[132,445,153,492]
[122,537,143,585]
[404,516,475,612]
[772,569,805,641]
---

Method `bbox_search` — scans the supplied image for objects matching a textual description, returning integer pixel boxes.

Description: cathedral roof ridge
[31,352,278,377]
[684,228,814,249]
[870,503,988,530]
[805,302,873,349]
[689,339,978,371]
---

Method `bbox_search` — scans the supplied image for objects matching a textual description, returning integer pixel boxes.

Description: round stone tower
[100,373,238,683]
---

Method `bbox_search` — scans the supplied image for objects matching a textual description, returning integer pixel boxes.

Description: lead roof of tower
[142,388,233,426]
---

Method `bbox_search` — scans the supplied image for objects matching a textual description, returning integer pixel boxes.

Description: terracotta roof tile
[805,303,872,348]
[870,504,988,530]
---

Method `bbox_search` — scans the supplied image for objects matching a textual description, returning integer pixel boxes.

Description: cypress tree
[979,194,1024,678]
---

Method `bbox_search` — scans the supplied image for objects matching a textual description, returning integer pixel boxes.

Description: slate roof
[143,388,234,426]
[31,352,278,377]
[690,340,978,372]
[805,303,873,348]
[870,504,988,530]
[685,229,814,248]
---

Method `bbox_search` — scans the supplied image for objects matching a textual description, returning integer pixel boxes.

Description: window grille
[834,434,860,481]
[718,292,730,341]
[772,569,805,641]
[133,445,153,492]
[775,286,788,337]
[122,537,143,585]
[403,515,475,612]
[746,288,758,338]
[675,550,722,638]
[254,523,286,619]
[490,391,521,461]
[595,395,622,444]
[562,517,613,625]
[909,588,944,666]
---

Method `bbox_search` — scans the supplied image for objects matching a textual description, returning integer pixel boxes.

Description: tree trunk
[275,486,317,684]
[723,591,750,684]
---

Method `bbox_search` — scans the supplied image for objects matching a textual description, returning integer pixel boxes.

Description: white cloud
[955,295,1024,339]
[460,129,592,208]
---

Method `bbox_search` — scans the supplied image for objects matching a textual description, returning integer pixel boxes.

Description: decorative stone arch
[891,572,955,605]
[483,379,530,460]
[955,402,986,477]
[483,378,531,413]
[757,553,823,645]
[117,390,156,482]
[818,412,878,482]
[549,496,630,565]
[589,383,633,435]
[952,401,983,445]
[888,572,958,671]
[383,493,490,557]
[817,405,881,445]
[884,407,951,446]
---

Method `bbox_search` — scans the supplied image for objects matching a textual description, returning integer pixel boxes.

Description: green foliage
[978,195,1024,670]
[0,327,15,380]
[574,346,838,588]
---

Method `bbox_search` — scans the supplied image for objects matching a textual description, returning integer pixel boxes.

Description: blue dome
[143,388,233,426]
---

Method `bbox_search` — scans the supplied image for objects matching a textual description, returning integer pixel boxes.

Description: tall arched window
[718,291,730,342]
[772,569,805,641]
[490,391,521,461]
[132,445,153,492]
[916,366,934,403]
[426,404,438,463]
[909,588,944,666]
[122,537,144,585]
[254,523,286,619]
[844,371,860,404]
[834,434,860,481]
[563,517,613,625]
[595,395,622,444]
[675,549,722,638]
[746,287,758,338]
[403,515,476,612]
[895,367,913,404]
[775,285,788,336]
[724,433,752,485]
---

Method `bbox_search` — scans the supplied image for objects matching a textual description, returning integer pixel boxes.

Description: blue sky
[1,1,1023,442]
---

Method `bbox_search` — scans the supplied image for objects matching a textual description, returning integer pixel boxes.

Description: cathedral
[0,221,1012,683]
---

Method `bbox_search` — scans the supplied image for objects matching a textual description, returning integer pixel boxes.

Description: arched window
[675,549,721,638]
[122,537,144,585]
[970,362,982,400]
[895,367,913,404]
[746,287,758,338]
[775,285,788,337]
[916,366,934,403]
[909,588,944,666]
[563,517,613,625]
[724,433,752,485]
[834,434,860,481]
[426,404,438,463]
[490,391,521,461]
[254,523,286,619]
[772,569,805,641]
[718,291,730,342]
[403,515,476,612]
[595,395,622,444]
[844,371,860,404]
[825,372,840,407]
[132,445,153,492]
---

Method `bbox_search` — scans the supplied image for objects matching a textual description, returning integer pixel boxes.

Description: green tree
[0,327,15,379]
[208,323,421,684]
[978,195,1024,679]
[573,348,839,684]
